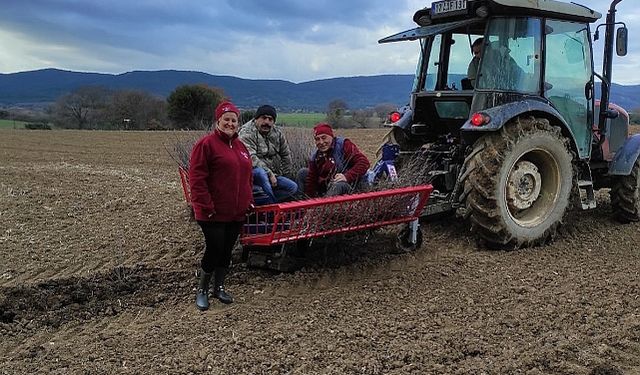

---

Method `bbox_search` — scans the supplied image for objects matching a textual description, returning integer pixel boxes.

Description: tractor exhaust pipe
[597,0,623,137]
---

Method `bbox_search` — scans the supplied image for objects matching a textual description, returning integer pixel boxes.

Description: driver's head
[472,37,484,57]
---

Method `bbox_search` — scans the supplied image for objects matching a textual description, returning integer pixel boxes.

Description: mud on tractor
[378,0,633,248]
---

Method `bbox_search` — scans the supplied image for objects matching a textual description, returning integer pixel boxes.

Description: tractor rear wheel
[610,158,640,223]
[464,117,574,248]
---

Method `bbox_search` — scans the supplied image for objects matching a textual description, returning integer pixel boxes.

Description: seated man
[239,105,298,205]
[465,37,484,89]
[297,123,370,197]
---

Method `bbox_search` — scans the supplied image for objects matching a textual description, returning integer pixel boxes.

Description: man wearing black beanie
[239,104,298,204]
[255,105,277,121]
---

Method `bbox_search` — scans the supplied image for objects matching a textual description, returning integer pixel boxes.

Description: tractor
[379,0,633,248]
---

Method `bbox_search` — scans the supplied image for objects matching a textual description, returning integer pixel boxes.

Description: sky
[0,0,638,85]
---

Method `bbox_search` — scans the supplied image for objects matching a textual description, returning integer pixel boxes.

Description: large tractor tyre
[610,158,640,223]
[464,117,574,248]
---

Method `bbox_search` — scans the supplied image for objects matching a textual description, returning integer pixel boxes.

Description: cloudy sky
[1,0,638,84]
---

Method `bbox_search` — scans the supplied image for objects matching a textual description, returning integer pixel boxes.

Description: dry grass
[164,131,205,170]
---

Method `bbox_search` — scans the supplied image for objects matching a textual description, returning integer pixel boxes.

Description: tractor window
[544,20,592,155]
[448,33,475,90]
[418,33,484,91]
[423,35,441,91]
[477,17,542,92]
[412,39,428,93]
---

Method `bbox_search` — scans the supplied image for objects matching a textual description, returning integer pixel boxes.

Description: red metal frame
[177,168,433,247]
[241,185,433,246]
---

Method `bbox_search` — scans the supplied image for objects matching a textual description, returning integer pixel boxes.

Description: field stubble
[1,128,640,374]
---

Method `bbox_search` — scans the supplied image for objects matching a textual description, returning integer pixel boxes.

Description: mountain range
[0,68,638,112]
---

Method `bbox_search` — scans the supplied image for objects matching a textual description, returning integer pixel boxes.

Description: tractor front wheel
[464,117,574,248]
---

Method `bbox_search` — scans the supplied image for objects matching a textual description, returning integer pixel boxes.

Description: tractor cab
[380,0,602,159]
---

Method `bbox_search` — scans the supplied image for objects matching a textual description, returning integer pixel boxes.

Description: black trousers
[197,221,243,273]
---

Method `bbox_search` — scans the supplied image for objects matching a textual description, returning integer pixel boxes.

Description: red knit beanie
[313,123,334,137]
[215,101,240,120]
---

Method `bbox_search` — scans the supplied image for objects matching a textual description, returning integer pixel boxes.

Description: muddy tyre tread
[464,116,574,248]
[610,158,640,223]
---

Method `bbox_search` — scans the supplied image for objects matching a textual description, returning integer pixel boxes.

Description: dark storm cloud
[0,0,223,54]
[0,0,637,83]
[0,0,404,53]
[226,0,401,31]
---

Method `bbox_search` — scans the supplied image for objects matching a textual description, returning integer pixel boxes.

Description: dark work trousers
[197,221,243,273]
[296,167,354,197]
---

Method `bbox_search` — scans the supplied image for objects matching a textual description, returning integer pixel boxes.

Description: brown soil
[2,128,640,374]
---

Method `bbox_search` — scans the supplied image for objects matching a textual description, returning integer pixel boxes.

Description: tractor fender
[609,134,640,176]
[461,98,579,155]
[462,99,569,132]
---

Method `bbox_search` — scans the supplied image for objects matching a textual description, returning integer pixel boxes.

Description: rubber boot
[213,267,234,304]
[195,269,213,311]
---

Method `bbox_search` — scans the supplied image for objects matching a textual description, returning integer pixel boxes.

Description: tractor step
[577,179,597,210]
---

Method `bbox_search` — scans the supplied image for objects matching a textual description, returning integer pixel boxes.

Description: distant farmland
[277,113,326,128]
[0,119,26,129]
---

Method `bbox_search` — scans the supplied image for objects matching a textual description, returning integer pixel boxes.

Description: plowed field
[1,128,640,374]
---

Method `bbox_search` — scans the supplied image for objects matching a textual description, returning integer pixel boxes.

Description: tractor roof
[381,0,602,44]
[488,0,601,22]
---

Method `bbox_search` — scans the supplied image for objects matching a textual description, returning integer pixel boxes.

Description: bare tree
[351,108,378,128]
[107,90,168,130]
[374,103,398,120]
[326,99,353,128]
[51,86,110,129]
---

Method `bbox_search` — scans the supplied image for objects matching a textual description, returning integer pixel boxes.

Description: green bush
[24,122,52,130]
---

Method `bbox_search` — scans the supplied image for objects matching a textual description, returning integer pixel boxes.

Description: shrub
[24,122,52,130]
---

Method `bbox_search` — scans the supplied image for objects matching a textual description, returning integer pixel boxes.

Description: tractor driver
[466,37,484,89]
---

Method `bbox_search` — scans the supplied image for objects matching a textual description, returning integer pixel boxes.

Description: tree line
[0,84,399,130]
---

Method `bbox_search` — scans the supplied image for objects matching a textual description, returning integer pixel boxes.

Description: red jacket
[189,129,253,222]
[305,137,370,197]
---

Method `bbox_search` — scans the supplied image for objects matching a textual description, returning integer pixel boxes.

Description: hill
[0,69,413,112]
[0,68,638,112]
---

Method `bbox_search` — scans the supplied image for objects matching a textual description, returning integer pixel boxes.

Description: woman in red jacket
[189,101,253,310]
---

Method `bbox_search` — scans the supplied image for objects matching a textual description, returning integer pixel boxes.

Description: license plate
[431,0,467,17]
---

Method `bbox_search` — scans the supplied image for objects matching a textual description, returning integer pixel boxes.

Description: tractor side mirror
[616,27,628,56]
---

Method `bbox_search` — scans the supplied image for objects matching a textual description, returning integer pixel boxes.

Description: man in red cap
[297,122,370,197]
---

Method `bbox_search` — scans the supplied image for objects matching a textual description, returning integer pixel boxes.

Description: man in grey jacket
[239,105,298,204]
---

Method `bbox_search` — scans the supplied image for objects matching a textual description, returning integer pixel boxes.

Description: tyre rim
[504,149,560,227]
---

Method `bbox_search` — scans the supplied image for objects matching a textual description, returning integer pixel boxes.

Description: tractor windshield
[477,17,542,93]
[411,17,542,94]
